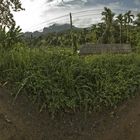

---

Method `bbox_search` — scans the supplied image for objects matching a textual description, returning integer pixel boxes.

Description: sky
[13,0,140,32]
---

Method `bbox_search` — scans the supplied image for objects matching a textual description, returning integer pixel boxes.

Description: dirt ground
[0,87,140,140]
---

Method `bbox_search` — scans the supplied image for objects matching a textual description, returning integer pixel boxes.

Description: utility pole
[70,13,73,30]
[70,12,77,54]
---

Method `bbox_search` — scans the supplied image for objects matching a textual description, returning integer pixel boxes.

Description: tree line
[24,7,140,51]
[0,6,140,51]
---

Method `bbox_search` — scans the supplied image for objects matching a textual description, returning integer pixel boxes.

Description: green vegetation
[26,7,140,52]
[0,47,140,115]
[0,25,23,49]
[0,0,24,28]
[0,6,140,116]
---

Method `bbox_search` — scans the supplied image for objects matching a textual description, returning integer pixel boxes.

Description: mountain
[24,23,79,38]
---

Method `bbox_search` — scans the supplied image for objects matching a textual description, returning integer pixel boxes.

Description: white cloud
[134,0,140,5]
[41,1,121,29]
[13,0,139,32]
[13,0,46,32]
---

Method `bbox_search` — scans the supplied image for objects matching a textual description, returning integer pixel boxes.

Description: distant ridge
[24,23,79,38]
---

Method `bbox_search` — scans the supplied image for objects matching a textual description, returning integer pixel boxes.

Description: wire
[41,14,69,23]
[31,13,102,30]
[30,17,70,31]
[31,20,70,30]
[71,8,139,15]
[29,8,140,31]
[73,13,101,18]
[72,8,104,15]
[30,14,69,30]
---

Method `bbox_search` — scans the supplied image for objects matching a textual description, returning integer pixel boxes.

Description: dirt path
[0,88,140,140]
[96,96,140,140]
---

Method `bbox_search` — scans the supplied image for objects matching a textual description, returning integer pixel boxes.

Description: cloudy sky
[13,0,140,32]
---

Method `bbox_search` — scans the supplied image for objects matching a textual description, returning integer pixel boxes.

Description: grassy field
[0,46,140,115]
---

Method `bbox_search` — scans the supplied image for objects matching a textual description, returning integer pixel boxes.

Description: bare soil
[0,87,140,140]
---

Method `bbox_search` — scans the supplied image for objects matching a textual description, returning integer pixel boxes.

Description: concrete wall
[80,43,132,55]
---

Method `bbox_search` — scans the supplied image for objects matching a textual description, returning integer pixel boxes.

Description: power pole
[70,13,73,30]
[70,12,77,54]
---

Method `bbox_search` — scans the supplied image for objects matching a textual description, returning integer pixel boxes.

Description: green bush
[0,47,140,115]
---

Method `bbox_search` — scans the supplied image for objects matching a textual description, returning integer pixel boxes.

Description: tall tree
[0,0,24,28]
[116,14,124,44]
[96,23,105,43]
[101,7,115,43]
[124,11,134,43]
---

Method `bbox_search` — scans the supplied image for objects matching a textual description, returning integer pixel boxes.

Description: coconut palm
[116,14,124,44]
[96,23,106,43]
[124,11,134,43]
[101,7,115,43]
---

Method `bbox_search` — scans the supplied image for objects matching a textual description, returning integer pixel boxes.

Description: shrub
[0,47,140,115]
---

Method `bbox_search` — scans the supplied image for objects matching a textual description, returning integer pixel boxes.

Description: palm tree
[101,7,115,43]
[96,23,106,43]
[90,24,98,43]
[124,11,134,43]
[116,14,124,44]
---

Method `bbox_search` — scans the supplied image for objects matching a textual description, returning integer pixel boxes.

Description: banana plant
[0,25,23,49]
[6,25,23,48]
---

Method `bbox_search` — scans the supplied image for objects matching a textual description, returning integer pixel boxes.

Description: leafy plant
[0,47,140,116]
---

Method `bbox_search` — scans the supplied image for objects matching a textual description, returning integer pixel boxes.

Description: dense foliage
[0,47,140,115]
[0,0,24,28]
[0,7,140,116]
[0,25,23,49]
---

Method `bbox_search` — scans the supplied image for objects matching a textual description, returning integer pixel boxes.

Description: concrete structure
[79,43,132,55]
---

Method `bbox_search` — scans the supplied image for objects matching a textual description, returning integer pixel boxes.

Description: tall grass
[0,46,140,115]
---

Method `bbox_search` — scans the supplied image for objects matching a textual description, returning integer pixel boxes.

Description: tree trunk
[120,24,122,44]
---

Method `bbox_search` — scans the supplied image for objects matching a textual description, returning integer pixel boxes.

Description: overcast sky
[13,0,140,32]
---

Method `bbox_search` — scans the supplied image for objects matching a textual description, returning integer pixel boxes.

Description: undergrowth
[0,46,140,115]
